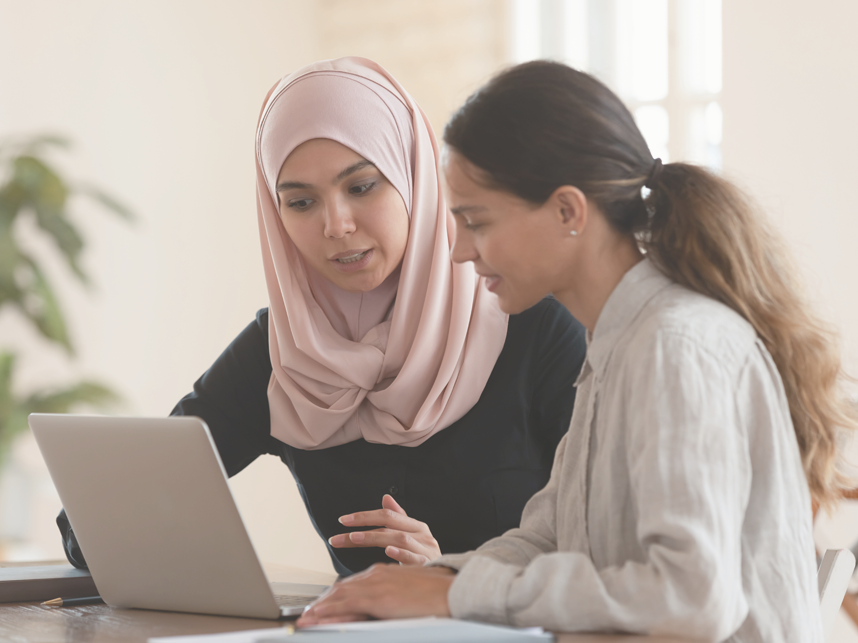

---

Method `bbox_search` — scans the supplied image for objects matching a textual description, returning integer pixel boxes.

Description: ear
[550,186,588,236]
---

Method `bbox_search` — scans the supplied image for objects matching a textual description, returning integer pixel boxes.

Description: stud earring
[570,230,578,236]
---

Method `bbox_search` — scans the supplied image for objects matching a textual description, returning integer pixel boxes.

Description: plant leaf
[0,361,121,467]
[21,380,120,415]
[32,204,89,285]
[75,182,136,222]
[16,255,73,353]
[0,352,14,429]
[0,222,20,292]
[20,134,72,153]
[8,156,92,285]
[0,133,71,163]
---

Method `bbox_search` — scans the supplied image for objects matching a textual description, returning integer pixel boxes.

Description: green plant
[0,134,134,465]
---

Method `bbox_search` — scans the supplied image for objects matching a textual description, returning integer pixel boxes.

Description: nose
[450,222,478,264]
[323,200,356,239]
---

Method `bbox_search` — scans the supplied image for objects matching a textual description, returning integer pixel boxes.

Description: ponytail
[644,162,855,509]
[445,60,857,509]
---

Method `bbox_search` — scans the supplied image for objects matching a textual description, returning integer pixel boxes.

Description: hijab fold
[256,57,508,450]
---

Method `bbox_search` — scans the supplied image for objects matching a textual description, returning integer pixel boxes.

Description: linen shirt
[435,259,822,642]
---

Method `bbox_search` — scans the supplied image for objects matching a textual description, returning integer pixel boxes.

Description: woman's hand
[296,563,455,626]
[328,494,442,565]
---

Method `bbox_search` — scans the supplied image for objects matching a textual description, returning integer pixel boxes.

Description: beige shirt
[435,259,822,642]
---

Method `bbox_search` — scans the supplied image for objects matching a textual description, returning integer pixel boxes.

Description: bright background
[1,0,857,637]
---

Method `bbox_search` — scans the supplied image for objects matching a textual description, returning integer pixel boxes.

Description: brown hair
[444,60,856,509]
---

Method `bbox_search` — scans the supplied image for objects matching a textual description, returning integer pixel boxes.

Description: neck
[552,229,643,333]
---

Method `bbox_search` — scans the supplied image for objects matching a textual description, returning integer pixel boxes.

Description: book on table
[0,563,98,604]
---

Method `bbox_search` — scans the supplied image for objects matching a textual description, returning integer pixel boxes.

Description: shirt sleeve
[170,308,279,476]
[440,333,753,640]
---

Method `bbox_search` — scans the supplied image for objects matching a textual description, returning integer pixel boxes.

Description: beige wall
[315,0,507,135]
[0,0,326,569]
[722,2,858,639]
[722,0,858,378]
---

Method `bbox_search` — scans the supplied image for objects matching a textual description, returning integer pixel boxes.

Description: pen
[41,596,104,607]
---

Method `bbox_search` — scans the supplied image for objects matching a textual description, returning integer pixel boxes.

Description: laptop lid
[30,414,290,619]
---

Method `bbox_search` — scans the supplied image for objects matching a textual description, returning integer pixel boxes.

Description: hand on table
[328,494,442,565]
[296,563,455,627]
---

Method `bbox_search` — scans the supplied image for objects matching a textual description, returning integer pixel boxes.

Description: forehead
[442,152,504,207]
[278,138,364,180]
[442,152,481,192]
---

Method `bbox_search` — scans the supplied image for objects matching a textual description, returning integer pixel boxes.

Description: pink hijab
[255,57,508,450]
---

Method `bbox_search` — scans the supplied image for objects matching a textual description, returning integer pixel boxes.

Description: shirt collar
[576,258,673,384]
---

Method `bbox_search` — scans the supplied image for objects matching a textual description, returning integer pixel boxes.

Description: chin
[331,275,384,293]
[495,297,531,315]
[495,289,546,315]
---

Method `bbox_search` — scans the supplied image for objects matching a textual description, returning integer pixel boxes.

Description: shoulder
[255,307,269,334]
[507,296,586,348]
[209,308,272,375]
[623,285,757,378]
[235,307,268,350]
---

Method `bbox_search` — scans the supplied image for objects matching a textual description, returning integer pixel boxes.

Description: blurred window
[510,0,722,169]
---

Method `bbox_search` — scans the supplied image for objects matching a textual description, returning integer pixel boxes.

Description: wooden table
[0,561,689,642]
[0,600,690,643]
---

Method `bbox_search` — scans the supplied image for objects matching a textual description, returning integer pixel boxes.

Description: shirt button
[388,485,398,495]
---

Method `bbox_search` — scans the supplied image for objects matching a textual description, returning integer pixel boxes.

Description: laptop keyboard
[274,594,317,607]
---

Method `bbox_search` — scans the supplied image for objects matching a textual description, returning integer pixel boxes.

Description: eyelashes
[285,180,379,212]
[349,180,378,196]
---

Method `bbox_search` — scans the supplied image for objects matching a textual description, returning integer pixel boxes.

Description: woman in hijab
[57,57,587,577]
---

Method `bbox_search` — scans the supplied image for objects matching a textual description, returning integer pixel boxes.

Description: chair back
[818,548,856,641]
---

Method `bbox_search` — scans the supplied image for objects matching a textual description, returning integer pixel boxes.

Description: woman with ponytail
[299,61,857,641]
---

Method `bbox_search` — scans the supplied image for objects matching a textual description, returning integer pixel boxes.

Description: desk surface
[0,561,690,642]
[0,601,690,642]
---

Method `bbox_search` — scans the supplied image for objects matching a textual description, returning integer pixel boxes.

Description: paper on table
[148,627,288,643]
[304,617,547,636]
[148,618,552,643]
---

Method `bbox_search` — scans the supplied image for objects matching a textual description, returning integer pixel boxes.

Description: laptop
[29,413,330,619]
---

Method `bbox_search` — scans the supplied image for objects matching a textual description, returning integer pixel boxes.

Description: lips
[481,274,501,292]
[330,248,374,273]
[330,249,371,262]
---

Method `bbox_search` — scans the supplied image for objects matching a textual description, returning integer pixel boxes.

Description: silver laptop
[29,413,330,619]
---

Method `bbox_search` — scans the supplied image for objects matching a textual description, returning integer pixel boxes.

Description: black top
[58,297,586,576]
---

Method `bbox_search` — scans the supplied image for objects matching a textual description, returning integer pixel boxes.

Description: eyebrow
[449,205,487,217]
[276,160,377,193]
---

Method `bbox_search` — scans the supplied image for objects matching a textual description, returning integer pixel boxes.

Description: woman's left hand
[296,563,455,626]
[329,494,442,565]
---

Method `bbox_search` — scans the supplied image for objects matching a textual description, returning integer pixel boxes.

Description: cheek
[491,223,547,280]
[376,195,410,259]
[280,216,320,257]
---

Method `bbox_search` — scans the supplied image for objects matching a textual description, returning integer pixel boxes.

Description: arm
[57,309,278,568]
[446,334,751,639]
[170,308,279,476]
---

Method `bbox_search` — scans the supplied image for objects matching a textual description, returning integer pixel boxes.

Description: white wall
[722,0,858,376]
[722,2,858,640]
[0,0,335,572]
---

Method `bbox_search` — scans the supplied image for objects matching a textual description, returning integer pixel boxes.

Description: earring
[570,230,578,236]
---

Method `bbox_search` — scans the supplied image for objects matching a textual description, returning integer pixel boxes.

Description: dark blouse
[59,297,586,576]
